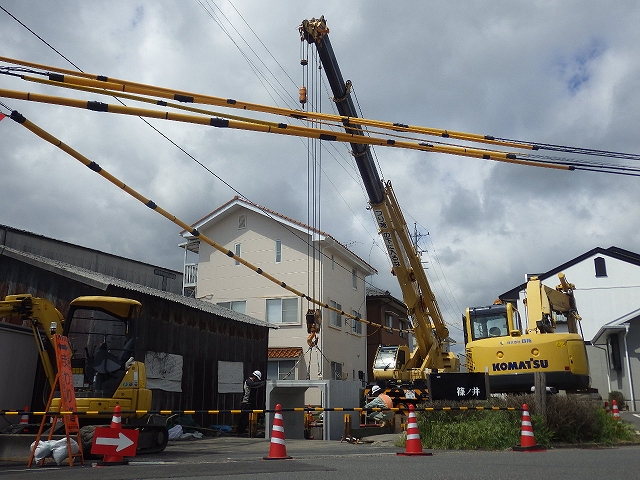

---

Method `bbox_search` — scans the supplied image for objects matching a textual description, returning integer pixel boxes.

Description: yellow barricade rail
[0,405,521,416]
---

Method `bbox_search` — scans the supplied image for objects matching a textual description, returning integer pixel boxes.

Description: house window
[351,310,362,335]
[234,243,241,266]
[216,300,246,314]
[266,297,298,324]
[267,360,296,380]
[238,214,246,229]
[399,319,406,338]
[594,257,607,277]
[329,300,342,328]
[330,361,343,380]
[331,254,335,270]
[609,333,622,371]
[386,313,394,331]
[275,239,282,263]
[352,268,358,290]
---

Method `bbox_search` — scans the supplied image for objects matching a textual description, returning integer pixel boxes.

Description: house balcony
[183,263,198,297]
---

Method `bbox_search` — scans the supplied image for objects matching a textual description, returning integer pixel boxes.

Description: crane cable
[2,58,639,175]
[3,109,416,335]
[7,54,640,167]
[0,86,572,172]
[0,55,538,151]
[10,66,640,178]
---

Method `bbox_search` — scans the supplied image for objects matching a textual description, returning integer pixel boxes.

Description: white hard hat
[252,370,262,380]
[371,385,381,395]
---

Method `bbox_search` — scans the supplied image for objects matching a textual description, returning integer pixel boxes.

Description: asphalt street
[1,433,639,479]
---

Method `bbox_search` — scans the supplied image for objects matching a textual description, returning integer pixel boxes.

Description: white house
[500,246,640,410]
[180,196,377,387]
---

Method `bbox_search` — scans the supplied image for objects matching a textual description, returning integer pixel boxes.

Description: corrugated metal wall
[0,225,183,294]
[0,253,268,428]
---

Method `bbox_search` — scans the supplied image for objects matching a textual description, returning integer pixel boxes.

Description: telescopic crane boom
[300,17,459,386]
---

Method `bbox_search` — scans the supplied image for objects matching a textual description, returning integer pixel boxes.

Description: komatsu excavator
[464,273,591,393]
[0,294,168,453]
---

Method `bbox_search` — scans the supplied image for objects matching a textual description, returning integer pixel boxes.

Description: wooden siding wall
[0,255,269,427]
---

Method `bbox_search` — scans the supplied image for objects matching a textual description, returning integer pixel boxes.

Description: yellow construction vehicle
[464,273,591,393]
[300,17,461,403]
[0,294,168,453]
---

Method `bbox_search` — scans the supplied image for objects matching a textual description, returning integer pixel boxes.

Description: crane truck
[0,294,168,454]
[300,17,462,404]
[464,273,591,393]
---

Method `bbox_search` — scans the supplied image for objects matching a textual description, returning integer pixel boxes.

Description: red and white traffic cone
[97,404,129,466]
[604,401,610,415]
[513,404,545,452]
[397,404,431,456]
[263,404,292,460]
[19,407,29,432]
[612,400,621,421]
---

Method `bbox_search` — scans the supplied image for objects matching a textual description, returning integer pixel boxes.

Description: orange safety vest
[379,393,393,409]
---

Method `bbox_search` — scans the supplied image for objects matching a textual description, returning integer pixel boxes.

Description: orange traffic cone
[513,404,545,452]
[263,404,293,460]
[19,407,29,432]
[97,405,129,466]
[612,400,621,421]
[397,404,431,456]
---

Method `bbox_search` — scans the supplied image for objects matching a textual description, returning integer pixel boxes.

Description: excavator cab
[63,296,141,398]
[372,345,409,381]
[464,303,521,344]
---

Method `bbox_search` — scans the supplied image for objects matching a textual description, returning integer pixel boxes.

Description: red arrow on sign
[91,426,139,457]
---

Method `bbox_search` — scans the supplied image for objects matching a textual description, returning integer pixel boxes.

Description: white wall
[516,253,640,409]
[517,254,640,340]
[194,204,369,386]
[0,325,38,413]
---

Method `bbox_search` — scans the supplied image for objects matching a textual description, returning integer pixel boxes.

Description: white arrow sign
[95,432,135,452]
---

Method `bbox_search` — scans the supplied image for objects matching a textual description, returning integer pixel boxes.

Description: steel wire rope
[227,0,301,102]
[191,0,392,301]
[5,10,635,345]
[195,1,286,110]
[0,71,385,279]
[196,0,298,109]
[6,108,410,335]
[499,137,640,161]
[319,73,460,345]
[0,10,391,334]
[5,52,640,168]
[351,81,463,337]
[413,228,465,335]
[9,62,639,177]
[2,56,598,169]
[317,74,392,290]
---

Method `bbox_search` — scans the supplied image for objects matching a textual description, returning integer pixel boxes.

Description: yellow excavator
[464,273,591,393]
[0,294,168,453]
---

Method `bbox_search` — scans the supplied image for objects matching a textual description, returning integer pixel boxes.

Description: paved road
[1,435,639,479]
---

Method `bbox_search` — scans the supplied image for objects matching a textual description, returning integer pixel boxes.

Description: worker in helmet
[364,385,394,427]
[236,370,266,436]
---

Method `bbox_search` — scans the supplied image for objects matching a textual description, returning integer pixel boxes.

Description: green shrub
[411,397,549,450]
[593,408,635,445]
[608,391,627,411]
[407,394,635,450]
[415,409,531,450]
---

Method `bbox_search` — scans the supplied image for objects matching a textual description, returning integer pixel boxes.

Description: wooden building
[0,242,268,427]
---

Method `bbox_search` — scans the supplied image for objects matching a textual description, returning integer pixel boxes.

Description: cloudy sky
[2,1,640,343]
